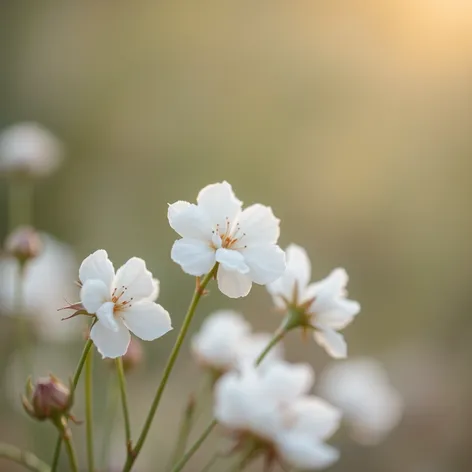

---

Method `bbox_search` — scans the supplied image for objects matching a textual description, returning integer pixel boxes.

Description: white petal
[113,257,155,302]
[262,361,314,400]
[217,266,252,298]
[314,329,347,359]
[167,201,212,240]
[79,249,115,287]
[315,301,360,330]
[96,301,120,332]
[237,204,280,245]
[146,278,160,302]
[306,268,349,311]
[287,397,342,440]
[276,434,340,470]
[122,301,172,341]
[90,319,130,359]
[80,279,111,314]
[197,181,242,229]
[242,245,286,285]
[215,248,250,274]
[171,238,216,276]
[286,244,311,290]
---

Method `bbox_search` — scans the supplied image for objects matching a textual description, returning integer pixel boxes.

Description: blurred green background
[1,1,472,471]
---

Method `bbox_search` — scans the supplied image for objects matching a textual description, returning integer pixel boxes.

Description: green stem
[198,451,221,472]
[171,326,287,472]
[50,338,94,472]
[8,179,34,230]
[15,263,31,374]
[85,349,95,472]
[99,374,120,468]
[116,357,133,456]
[122,265,217,472]
[62,431,79,472]
[0,443,50,472]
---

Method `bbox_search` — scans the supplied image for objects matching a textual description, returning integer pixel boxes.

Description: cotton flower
[267,244,360,359]
[0,122,63,178]
[318,358,403,445]
[214,360,341,470]
[79,250,172,358]
[191,310,282,375]
[168,181,286,298]
[0,234,79,342]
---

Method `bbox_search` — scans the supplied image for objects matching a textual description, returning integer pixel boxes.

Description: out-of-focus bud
[5,226,42,265]
[106,338,144,373]
[22,374,73,421]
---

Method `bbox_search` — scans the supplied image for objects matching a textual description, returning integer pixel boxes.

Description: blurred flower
[22,374,72,421]
[318,357,403,445]
[0,122,63,178]
[168,181,286,298]
[106,337,144,373]
[267,244,360,359]
[79,250,172,358]
[214,360,341,470]
[4,225,42,265]
[191,310,282,376]
[0,233,80,342]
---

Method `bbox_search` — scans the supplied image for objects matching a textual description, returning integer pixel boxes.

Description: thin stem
[15,263,31,374]
[198,451,221,472]
[122,265,218,472]
[50,337,94,472]
[0,443,50,472]
[167,394,197,470]
[171,326,287,472]
[171,420,217,472]
[62,431,79,472]
[100,374,120,468]
[116,357,133,456]
[85,349,95,472]
[8,179,34,230]
[228,448,255,472]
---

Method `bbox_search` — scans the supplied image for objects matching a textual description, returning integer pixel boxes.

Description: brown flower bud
[5,226,42,264]
[24,375,72,420]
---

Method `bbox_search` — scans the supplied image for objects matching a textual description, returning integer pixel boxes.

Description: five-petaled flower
[79,250,172,358]
[168,181,286,298]
[214,360,341,470]
[267,244,360,359]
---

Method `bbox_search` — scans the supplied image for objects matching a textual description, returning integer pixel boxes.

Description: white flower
[168,181,286,298]
[214,360,341,470]
[267,244,360,359]
[191,310,282,374]
[0,234,79,342]
[79,250,172,358]
[0,122,63,178]
[318,358,403,445]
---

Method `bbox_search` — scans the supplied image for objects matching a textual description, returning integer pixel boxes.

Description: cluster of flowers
[0,123,402,471]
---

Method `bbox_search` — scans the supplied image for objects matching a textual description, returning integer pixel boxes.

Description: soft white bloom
[0,234,79,342]
[79,250,172,358]
[318,358,403,445]
[214,360,341,470]
[168,181,286,298]
[0,122,63,178]
[191,310,282,373]
[267,244,360,359]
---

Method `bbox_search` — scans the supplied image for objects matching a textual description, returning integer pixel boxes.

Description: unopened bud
[23,375,72,420]
[5,226,42,264]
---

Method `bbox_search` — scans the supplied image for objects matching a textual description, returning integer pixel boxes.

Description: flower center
[211,217,247,250]
[111,285,134,313]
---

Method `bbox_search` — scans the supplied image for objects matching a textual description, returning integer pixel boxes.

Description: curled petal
[215,248,250,274]
[80,279,110,314]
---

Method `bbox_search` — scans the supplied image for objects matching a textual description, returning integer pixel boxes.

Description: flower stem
[62,431,79,472]
[8,179,34,230]
[0,443,50,472]
[171,326,287,472]
[15,262,31,375]
[122,265,218,472]
[99,374,120,468]
[50,337,94,472]
[85,349,95,472]
[116,357,133,457]
[198,451,221,472]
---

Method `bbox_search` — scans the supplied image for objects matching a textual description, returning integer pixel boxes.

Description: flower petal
[237,204,280,245]
[96,301,120,332]
[262,361,314,400]
[113,257,155,302]
[171,238,216,276]
[122,301,172,341]
[90,319,130,359]
[306,268,349,311]
[167,201,212,240]
[315,300,360,330]
[80,279,111,314]
[217,266,252,298]
[242,245,286,285]
[146,278,160,302]
[215,248,250,274]
[79,249,115,287]
[197,181,242,229]
[314,328,347,359]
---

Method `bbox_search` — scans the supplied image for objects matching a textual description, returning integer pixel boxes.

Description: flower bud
[5,226,42,264]
[23,375,72,420]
